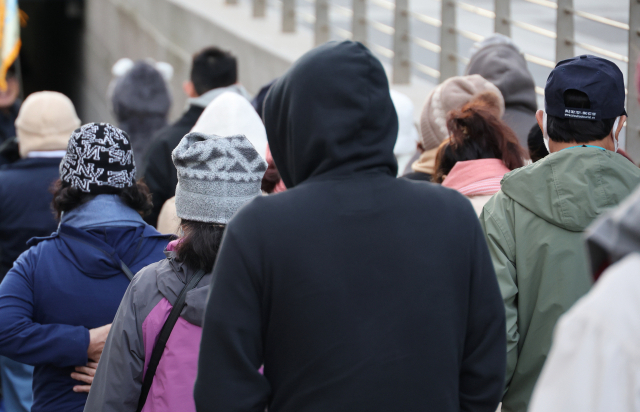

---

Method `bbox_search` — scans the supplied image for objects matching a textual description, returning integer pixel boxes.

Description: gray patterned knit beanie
[172,132,268,224]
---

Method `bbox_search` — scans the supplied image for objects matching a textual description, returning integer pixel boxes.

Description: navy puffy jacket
[0,223,171,412]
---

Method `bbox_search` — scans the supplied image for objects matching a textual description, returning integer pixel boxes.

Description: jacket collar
[60,195,146,229]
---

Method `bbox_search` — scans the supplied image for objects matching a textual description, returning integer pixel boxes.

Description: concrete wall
[81,0,433,124]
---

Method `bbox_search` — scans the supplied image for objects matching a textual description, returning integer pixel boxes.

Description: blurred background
[10,0,637,153]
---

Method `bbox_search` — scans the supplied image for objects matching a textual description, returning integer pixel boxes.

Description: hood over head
[190,92,268,160]
[585,185,640,277]
[500,148,640,232]
[263,41,398,188]
[466,40,537,113]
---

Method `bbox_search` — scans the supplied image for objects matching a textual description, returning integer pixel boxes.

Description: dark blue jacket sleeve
[459,220,507,412]
[194,222,270,412]
[0,249,90,367]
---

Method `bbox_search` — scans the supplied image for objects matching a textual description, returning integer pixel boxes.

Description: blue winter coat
[0,222,171,412]
[0,157,62,281]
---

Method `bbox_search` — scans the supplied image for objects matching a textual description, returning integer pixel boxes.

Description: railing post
[282,0,296,33]
[555,0,575,61]
[626,0,640,159]
[392,0,410,84]
[253,0,266,17]
[315,0,330,45]
[494,0,510,37]
[352,0,367,45]
[439,0,457,82]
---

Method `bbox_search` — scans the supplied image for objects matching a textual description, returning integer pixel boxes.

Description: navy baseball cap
[545,55,626,120]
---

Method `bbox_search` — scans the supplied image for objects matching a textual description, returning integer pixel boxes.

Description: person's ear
[536,110,545,131]
[614,115,626,140]
[183,81,198,98]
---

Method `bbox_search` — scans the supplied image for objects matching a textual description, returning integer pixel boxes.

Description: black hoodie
[195,41,506,412]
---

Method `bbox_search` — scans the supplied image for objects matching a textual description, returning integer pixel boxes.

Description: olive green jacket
[479,147,640,412]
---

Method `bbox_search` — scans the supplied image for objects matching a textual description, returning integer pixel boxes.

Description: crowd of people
[0,36,638,412]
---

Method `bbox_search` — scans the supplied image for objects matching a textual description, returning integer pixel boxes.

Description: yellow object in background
[0,0,20,91]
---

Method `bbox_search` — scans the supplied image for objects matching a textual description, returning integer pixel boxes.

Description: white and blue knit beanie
[172,132,268,224]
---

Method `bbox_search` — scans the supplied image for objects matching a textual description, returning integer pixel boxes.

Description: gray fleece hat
[172,132,267,224]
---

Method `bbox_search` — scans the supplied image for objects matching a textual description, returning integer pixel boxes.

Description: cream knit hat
[16,91,81,158]
[419,74,504,151]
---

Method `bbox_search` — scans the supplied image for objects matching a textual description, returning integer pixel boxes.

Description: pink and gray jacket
[83,244,212,412]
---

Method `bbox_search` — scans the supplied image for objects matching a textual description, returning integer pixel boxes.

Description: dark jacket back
[195,41,506,412]
[0,157,61,280]
[142,105,203,226]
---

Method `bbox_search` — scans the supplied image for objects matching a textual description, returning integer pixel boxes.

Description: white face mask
[542,112,622,153]
[542,111,550,152]
[612,117,620,152]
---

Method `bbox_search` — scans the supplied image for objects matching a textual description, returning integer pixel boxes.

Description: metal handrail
[412,36,441,54]
[332,25,352,39]
[510,19,557,39]
[411,10,442,28]
[524,54,556,69]
[263,0,639,157]
[330,2,353,17]
[370,20,395,35]
[456,2,495,19]
[573,9,629,30]
[522,0,557,9]
[369,0,394,11]
[455,27,484,42]
[573,40,629,63]
[370,43,395,59]
[413,61,441,78]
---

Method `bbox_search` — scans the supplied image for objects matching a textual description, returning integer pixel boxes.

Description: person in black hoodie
[194,41,506,412]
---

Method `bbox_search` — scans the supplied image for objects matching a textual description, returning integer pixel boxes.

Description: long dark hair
[433,94,525,183]
[174,220,226,273]
[50,179,154,220]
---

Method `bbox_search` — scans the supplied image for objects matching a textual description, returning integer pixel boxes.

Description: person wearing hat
[83,132,266,412]
[527,56,640,412]
[403,74,506,181]
[0,91,80,412]
[479,55,640,412]
[110,60,172,171]
[0,123,171,412]
[155,91,269,235]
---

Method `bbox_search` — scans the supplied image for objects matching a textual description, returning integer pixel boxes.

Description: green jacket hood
[501,148,640,232]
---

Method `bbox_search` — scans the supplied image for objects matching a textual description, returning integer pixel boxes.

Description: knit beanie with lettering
[420,74,505,151]
[59,122,136,193]
[172,132,267,224]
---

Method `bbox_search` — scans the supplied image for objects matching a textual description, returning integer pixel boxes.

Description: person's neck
[549,139,610,153]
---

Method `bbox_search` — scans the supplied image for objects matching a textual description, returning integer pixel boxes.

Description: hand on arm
[71,361,98,393]
[87,324,112,362]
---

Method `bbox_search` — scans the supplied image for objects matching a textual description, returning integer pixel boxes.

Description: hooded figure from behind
[467,34,537,148]
[194,40,506,412]
[111,60,172,169]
